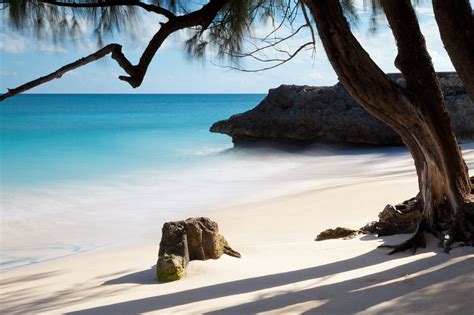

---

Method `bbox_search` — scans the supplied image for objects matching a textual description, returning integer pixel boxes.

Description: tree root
[378,221,427,255]
[364,188,474,254]
[361,196,423,236]
[374,195,474,254]
[316,179,474,255]
[442,211,474,252]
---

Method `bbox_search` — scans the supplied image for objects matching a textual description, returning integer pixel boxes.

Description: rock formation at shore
[157,217,241,282]
[211,72,474,146]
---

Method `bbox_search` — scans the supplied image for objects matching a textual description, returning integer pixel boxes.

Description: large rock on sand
[157,217,241,282]
[211,72,474,146]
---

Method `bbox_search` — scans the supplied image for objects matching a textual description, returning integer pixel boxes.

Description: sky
[0,1,465,94]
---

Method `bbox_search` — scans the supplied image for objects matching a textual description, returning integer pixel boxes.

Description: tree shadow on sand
[68,241,474,314]
[102,266,157,285]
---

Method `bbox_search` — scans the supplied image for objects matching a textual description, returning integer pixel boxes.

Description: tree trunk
[304,0,473,252]
[432,0,474,100]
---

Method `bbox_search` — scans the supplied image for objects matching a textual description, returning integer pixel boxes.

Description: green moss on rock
[315,227,362,241]
[156,254,186,282]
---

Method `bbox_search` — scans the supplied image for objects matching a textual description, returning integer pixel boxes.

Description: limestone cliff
[211,72,473,146]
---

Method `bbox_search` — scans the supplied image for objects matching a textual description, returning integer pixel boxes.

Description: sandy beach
[2,0,474,312]
[1,144,474,314]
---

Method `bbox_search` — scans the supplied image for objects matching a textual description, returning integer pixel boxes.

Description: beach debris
[315,227,363,241]
[157,217,241,282]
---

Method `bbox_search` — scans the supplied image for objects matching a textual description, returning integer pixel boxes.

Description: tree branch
[1,0,230,101]
[300,1,316,57]
[38,0,176,19]
[214,41,314,72]
[0,44,133,101]
[240,24,308,57]
[119,0,230,87]
[432,0,474,100]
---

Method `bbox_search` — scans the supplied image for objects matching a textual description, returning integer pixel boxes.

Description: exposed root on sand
[378,220,427,255]
[375,195,474,254]
[316,178,474,255]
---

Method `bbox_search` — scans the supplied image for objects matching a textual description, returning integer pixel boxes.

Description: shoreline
[2,174,474,313]
[1,144,473,314]
[0,143,424,271]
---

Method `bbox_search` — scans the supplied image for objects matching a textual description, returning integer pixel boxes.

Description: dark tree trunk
[304,0,474,252]
[432,0,474,100]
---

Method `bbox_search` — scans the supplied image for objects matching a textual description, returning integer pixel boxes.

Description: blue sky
[0,1,464,94]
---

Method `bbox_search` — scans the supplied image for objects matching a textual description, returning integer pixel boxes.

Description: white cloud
[0,33,26,53]
[37,42,68,53]
[0,29,71,54]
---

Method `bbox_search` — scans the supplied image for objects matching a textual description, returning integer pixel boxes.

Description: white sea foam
[1,143,473,270]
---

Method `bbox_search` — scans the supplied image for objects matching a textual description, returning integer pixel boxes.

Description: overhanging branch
[0,0,230,101]
[37,0,176,19]
[0,44,133,101]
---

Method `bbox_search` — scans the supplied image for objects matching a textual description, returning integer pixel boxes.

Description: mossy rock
[157,217,241,283]
[156,254,186,282]
[315,227,362,241]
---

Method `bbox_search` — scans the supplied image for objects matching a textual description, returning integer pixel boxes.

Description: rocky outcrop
[157,217,240,282]
[211,72,474,146]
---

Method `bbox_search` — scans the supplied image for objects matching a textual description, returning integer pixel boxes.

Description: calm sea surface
[2,94,284,269]
[0,94,264,187]
[0,94,429,270]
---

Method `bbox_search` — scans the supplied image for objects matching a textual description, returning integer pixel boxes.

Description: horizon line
[15,92,268,95]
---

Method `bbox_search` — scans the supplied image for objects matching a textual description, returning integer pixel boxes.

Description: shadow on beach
[102,266,158,286]
[67,244,474,315]
[2,143,472,314]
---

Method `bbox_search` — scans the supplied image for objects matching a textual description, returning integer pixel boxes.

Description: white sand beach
[1,144,474,314]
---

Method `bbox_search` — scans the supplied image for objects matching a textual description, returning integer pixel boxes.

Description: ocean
[1,94,272,268]
[0,94,264,187]
[4,93,361,270]
[0,94,428,270]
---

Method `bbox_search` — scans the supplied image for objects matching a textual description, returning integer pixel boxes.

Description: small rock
[315,227,361,241]
[157,217,240,282]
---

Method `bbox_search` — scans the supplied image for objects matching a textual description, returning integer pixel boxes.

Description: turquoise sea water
[6,93,467,270]
[0,94,263,187]
[1,94,473,270]
[2,94,279,269]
